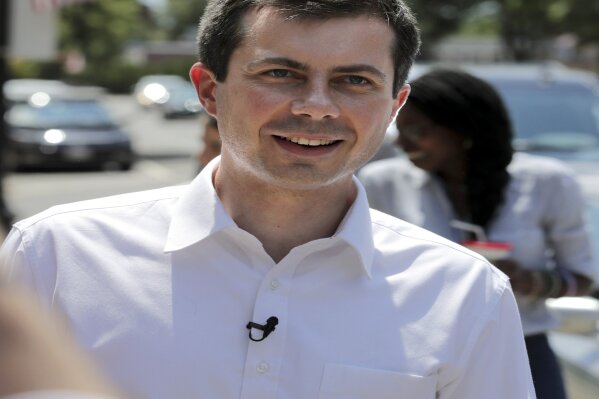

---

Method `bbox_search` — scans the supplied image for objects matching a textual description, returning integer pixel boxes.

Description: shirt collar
[164,158,375,278]
[332,176,375,278]
[164,156,236,253]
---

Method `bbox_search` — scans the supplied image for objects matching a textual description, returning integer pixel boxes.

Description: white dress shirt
[1,157,535,399]
[359,152,596,336]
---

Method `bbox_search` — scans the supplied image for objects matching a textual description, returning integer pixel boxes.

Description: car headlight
[43,129,66,144]
[143,83,170,104]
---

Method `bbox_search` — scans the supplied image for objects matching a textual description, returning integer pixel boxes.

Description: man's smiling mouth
[276,136,338,147]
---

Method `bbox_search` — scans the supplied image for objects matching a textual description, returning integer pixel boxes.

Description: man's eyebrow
[247,57,307,71]
[333,65,387,81]
[246,59,387,81]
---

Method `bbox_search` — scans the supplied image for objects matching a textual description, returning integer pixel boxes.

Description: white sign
[8,0,58,60]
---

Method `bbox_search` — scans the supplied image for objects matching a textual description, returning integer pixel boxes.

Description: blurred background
[0,1,598,397]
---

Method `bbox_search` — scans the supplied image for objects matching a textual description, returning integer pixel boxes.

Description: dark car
[3,87,135,171]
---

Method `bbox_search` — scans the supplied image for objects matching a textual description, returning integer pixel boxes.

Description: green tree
[496,0,599,60]
[550,0,599,45]
[498,0,558,60]
[167,0,208,40]
[59,0,144,66]
[405,0,481,58]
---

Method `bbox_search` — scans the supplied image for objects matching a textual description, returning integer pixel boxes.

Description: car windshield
[6,100,115,129]
[490,79,599,151]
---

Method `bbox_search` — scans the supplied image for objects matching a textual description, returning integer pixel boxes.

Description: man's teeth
[284,137,334,146]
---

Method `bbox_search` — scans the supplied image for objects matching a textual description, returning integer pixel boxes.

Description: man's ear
[389,84,411,124]
[190,62,218,116]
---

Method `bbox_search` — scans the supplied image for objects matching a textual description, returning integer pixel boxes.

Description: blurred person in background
[196,114,221,171]
[0,1,536,397]
[359,69,596,399]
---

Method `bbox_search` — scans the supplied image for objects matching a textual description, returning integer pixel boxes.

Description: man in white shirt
[1,0,536,398]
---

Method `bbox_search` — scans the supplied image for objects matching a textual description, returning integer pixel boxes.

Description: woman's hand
[493,259,533,296]
[493,259,593,298]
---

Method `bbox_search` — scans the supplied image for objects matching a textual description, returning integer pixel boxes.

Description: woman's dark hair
[404,69,514,231]
[197,0,420,97]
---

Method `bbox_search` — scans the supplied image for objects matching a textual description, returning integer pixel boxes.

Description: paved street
[3,95,599,399]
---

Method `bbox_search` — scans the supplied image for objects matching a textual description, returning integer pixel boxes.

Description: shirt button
[270,280,281,290]
[257,362,270,373]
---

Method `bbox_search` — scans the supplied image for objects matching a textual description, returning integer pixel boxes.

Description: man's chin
[261,166,353,191]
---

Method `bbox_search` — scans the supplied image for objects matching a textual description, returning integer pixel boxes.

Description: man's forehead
[242,6,384,30]
[237,7,395,67]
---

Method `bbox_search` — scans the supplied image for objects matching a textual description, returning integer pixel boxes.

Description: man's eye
[267,69,292,78]
[344,76,370,85]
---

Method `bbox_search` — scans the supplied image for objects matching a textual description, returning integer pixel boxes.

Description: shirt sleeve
[1,227,29,282]
[542,168,595,280]
[0,391,119,399]
[438,285,537,399]
[0,227,54,307]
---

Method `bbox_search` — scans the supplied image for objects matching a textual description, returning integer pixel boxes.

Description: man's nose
[290,82,340,120]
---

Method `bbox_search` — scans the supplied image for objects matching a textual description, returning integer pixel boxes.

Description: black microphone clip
[246,316,278,342]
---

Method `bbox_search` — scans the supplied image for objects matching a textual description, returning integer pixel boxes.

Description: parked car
[3,79,72,104]
[132,74,188,108]
[3,82,134,171]
[160,83,203,119]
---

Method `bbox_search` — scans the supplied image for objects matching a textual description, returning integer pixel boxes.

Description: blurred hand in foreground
[0,283,121,398]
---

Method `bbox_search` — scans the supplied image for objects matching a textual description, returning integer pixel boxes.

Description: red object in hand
[462,240,512,261]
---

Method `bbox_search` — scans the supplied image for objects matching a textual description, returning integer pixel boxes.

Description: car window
[6,100,115,129]
[489,80,599,150]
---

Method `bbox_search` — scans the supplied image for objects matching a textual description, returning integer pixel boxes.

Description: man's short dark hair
[197,0,420,97]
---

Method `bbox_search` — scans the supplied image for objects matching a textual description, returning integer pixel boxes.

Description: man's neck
[213,163,357,264]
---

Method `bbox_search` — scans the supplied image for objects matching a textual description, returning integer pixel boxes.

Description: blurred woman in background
[359,69,595,399]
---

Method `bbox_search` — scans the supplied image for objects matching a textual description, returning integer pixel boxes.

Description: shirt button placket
[240,260,296,399]
[256,361,270,374]
[270,279,281,290]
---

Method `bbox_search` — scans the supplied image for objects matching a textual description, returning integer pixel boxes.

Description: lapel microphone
[246,316,279,342]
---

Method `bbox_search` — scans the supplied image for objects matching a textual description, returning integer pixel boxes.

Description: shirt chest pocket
[318,364,437,399]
